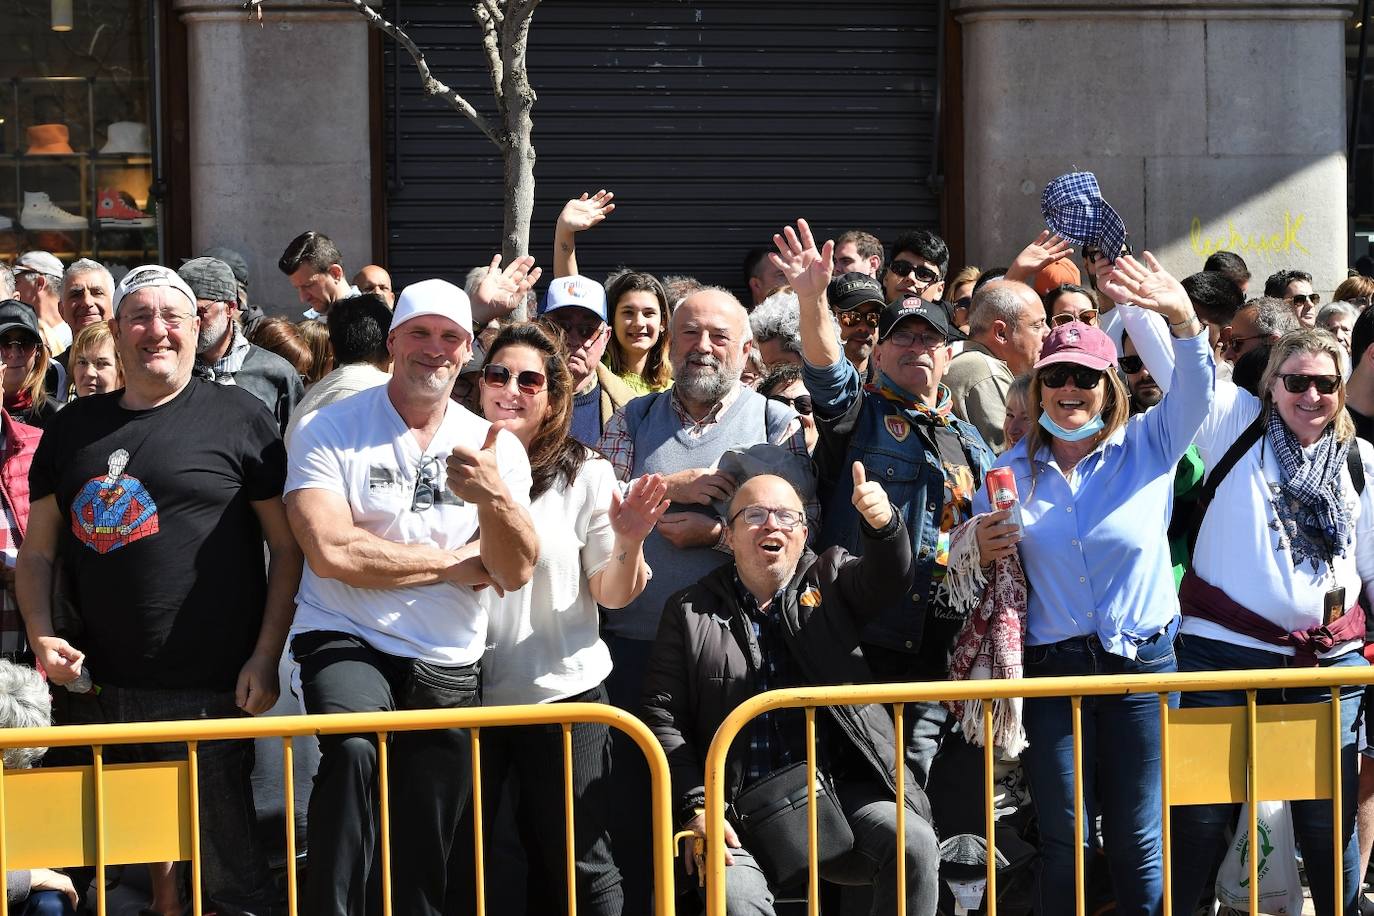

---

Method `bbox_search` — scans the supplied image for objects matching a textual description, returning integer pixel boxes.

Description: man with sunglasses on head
[945,280,1049,452]
[1265,268,1320,328]
[283,276,538,916]
[882,229,948,305]
[774,219,997,790]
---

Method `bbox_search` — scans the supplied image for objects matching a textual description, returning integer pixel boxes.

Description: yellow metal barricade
[701,667,1374,916]
[0,702,675,916]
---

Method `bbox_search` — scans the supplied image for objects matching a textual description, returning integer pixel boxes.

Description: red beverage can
[985,467,1024,534]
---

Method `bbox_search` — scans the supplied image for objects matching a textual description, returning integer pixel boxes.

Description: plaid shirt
[0,441,21,659]
[598,384,819,548]
[737,572,804,785]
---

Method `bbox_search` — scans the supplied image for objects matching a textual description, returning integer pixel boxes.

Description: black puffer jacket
[641,514,925,827]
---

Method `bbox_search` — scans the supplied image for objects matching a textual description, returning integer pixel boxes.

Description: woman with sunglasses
[1043,282,1099,327]
[0,301,58,428]
[972,253,1213,914]
[1168,327,1374,916]
[759,363,817,452]
[473,321,669,914]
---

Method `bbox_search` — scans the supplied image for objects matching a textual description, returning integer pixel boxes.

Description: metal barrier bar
[1246,691,1258,916]
[893,703,906,916]
[562,722,577,916]
[805,707,819,916]
[282,737,298,916]
[93,744,106,916]
[701,668,1374,916]
[1071,695,1085,916]
[1332,686,1344,913]
[983,702,996,916]
[378,731,393,916]
[471,727,486,916]
[1158,693,1172,916]
[187,741,202,916]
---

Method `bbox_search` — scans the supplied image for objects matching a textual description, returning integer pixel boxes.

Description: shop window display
[1,0,158,276]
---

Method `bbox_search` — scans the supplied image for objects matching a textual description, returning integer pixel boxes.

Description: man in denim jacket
[772,220,997,787]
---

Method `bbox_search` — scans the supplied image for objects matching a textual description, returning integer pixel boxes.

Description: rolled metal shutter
[383,0,942,298]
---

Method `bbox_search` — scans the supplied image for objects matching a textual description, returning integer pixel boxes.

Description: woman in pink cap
[973,253,1212,915]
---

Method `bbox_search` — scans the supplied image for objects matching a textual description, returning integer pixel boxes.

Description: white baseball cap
[112,264,196,315]
[389,278,472,341]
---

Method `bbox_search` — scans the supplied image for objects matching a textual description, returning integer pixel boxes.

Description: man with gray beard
[596,285,812,911]
[179,257,303,433]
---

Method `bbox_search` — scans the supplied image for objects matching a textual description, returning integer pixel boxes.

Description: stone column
[173,0,373,312]
[953,0,1355,293]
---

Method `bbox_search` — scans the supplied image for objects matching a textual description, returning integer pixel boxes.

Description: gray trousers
[705,779,940,916]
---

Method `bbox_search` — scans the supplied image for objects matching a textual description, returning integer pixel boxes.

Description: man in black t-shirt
[17,264,304,916]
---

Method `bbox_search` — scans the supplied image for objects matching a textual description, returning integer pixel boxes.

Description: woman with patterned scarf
[1170,327,1374,916]
[965,254,1213,915]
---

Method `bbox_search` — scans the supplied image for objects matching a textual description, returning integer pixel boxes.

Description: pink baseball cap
[1033,320,1117,372]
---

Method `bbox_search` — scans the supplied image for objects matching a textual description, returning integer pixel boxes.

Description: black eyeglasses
[482,363,547,395]
[767,393,813,416]
[1040,364,1106,389]
[887,260,940,285]
[728,505,804,530]
[412,456,443,512]
[838,310,881,329]
[1290,293,1321,307]
[1278,373,1340,395]
[1117,355,1145,374]
[1223,333,1262,353]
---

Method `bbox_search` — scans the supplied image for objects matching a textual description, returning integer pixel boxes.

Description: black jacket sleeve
[833,514,913,629]
[640,587,708,826]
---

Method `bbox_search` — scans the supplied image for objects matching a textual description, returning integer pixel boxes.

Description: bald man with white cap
[284,277,537,916]
[18,264,303,914]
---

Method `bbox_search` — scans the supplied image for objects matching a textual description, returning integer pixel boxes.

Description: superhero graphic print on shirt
[70,448,160,554]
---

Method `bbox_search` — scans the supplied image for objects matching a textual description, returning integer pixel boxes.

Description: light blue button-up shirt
[972,331,1214,658]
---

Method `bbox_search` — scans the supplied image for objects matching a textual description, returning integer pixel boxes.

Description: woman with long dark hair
[603,270,673,394]
[476,321,668,914]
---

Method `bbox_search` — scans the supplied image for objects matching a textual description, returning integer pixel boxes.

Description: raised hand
[447,422,509,505]
[1004,230,1074,284]
[1091,254,1134,305]
[1109,252,1194,323]
[610,473,671,544]
[850,462,893,529]
[474,253,542,322]
[557,190,616,234]
[769,218,834,303]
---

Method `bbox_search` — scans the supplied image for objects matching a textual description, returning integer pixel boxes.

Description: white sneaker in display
[20,191,87,231]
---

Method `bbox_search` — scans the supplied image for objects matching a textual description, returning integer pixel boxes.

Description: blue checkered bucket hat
[1040,171,1127,261]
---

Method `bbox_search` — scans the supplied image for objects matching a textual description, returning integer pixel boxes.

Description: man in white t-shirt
[284,277,538,916]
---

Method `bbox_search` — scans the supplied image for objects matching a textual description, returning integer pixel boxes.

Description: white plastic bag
[1214,800,1304,915]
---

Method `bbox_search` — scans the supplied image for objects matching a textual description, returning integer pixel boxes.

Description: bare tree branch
[330,0,502,147]
[478,0,504,26]
[475,3,504,112]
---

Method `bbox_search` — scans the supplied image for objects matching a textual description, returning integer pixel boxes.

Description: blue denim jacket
[803,357,994,654]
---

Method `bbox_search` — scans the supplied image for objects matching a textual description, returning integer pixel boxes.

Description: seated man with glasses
[643,470,941,916]
[1264,267,1320,327]
[284,277,539,916]
[773,219,997,791]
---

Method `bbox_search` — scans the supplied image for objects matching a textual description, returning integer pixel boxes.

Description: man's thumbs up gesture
[850,461,894,529]
[447,421,509,505]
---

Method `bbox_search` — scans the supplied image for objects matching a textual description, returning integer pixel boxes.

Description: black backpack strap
[1348,440,1366,497]
[1185,415,1265,557]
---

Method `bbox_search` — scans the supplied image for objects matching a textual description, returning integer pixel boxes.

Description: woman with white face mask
[1169,327,1374,916]
[972,253,1212,915]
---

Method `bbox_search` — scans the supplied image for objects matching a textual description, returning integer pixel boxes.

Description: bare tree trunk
[500,8,537,262]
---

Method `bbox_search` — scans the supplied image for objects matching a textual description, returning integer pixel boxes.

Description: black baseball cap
[827,272,885,312]
[877,295,966,343]
[0,300,42,344]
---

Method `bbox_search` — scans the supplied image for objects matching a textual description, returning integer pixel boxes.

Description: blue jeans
[1021,620,1178,916]
[1170,635,1367,916]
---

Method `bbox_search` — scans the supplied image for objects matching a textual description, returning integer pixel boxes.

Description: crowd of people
[1,176,1374,916]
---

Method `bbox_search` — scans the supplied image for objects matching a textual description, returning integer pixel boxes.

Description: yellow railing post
[470,727,485,916]
[283,737,298,916]
[1331,686,1344,913]
[805,707,819,916]
[377,732,392,916]
[562,722,577,916]
[93,744,106,916]
[1246,691,1258,916]
[1159,693,1172,916]
[1071,695,1085,916]
[893,703,906,916]
[983,702,996,916]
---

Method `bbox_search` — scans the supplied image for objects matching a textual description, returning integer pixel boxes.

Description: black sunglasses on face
[482,363,547,395]
[1040,364,1106,389]
[1278,373,1340,395]
[888,260,940,285]
[1117,354,1145,374]
[767,393,813,416]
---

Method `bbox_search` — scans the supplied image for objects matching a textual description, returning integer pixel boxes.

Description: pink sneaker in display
[97,188,154,228]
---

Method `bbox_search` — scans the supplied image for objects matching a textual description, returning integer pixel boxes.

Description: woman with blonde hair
[972,253,1213,914]
[1170,327,1374,916]
[66,321,121,400]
